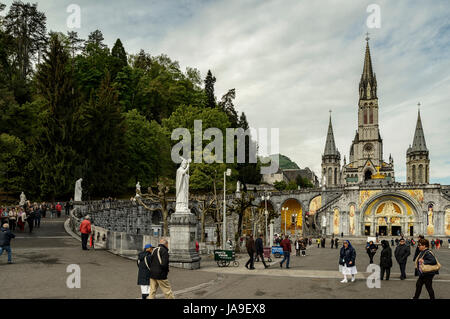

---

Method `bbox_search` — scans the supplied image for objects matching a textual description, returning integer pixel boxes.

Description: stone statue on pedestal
[175,158,191,213]
[169,157,200,269]
[19,192,26,206]
[135,181,141,197]
[74,178,83,202]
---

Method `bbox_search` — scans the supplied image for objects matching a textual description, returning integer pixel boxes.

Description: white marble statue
[19,192,26,206]
[136,181,141,195]
[74,178,83,202]
[176,158,191,212]
[236,181,241,193]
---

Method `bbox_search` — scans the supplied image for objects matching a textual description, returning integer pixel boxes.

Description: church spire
[324,111,339,156]
[411,106,428,152]
[359,33,377,100]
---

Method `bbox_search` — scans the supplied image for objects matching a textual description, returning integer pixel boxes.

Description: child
[137,244,153,299]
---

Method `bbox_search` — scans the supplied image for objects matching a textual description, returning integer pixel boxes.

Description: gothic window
[369,108,373,124]
[364,109,367,124]
[425,165,428,183]
[328,167,332,185]
[412,165,416,184]
[334,168,338,185]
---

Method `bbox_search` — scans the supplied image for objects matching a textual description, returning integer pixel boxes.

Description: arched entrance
[280,199,303,236]
[364,170,372,181]
[361,193,420,236]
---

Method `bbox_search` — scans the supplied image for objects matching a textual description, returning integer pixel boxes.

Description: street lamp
[223,168,231,250]
[282,207,288,235]
[293,213,297,235]
[261,194,270,246]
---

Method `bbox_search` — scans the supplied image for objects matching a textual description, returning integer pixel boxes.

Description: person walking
[391,238,395,246]
[379,240,392,280]
[137,244,153,299]
[8,209,17,232]
[26,209,35,233]
[56,202,62,218]
[321,237,326,248]
[65,201,71,216]
[34,206,41,228]
[394,238,410,280]
[17,210,25,232]
[334,237,339,249]
[299,237,306,256]
[317,238,320,248]
[295,237,300,256]
[0,223,15,264]
[448,238,450,249]
[245,235,256,270]
[339,240,357,283]
[279,235,292,269]
[430,239,435,249]
[413,239,440,299]
[255,234,268,269]
[79,215,92,250]
[148,238,174,299]
[366,241,378,264]
[435,238,440,250]
[413,235,425,263]
[331,235,334,249]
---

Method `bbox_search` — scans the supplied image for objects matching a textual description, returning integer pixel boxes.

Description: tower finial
[365,32,370,42]
[417,102,421,111]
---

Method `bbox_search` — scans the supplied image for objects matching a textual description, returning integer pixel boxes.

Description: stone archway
[280,198,303,236]
[360,192,421,237]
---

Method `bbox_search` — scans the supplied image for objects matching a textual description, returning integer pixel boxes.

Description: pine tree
[32,34,79,199]
[76,72,128,197]
[204,69,216,108]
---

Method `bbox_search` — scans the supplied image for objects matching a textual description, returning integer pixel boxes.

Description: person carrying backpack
[137,244,153,299]
[148,238,174,299]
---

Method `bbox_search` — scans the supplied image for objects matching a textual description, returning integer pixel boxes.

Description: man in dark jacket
[379,240,392,280]
[149,238,174,299]
[0,223,16,264]
[279,235,292,269]
[245,235,256,270]
[395,238,410,280]
[27,209,35,233]
[334,237,339,249]
[255,234,268,269]
[137,244,153,299]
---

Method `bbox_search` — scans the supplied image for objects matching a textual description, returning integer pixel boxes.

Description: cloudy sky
[3,0,449,184]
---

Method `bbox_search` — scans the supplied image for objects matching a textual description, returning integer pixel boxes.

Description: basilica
[262,37,450,239]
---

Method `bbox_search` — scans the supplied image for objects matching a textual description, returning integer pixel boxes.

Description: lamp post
[223,168,231,250]
[261,193,270,246]
[293,213,297,235]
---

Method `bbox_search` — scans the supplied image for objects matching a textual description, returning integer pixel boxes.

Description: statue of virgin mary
[176,158,191,212]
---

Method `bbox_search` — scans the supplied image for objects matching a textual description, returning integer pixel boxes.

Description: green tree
[32,34,79,199]
[75,73,128,197]
[274,180,287,191]
[124,109,171,187]
[0,133,27,193]
[204,69,216,108]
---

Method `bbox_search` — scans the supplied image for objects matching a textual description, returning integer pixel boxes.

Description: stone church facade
[263,37,450,238]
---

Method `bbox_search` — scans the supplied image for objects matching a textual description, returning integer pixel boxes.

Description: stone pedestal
[169,210,201,270]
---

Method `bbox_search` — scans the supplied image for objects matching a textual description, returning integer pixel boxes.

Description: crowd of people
[0,199,74,264]
[238,231,443,299]
[0,200,73,233]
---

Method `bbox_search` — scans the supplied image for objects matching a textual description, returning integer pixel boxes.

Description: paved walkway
[0,217,217,299]
[2,218,449,299]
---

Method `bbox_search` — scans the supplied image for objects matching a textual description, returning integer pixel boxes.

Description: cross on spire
[417,102,421,111]
[365,32,370,42]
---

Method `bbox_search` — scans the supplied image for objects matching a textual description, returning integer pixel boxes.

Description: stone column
[168,211,201,270]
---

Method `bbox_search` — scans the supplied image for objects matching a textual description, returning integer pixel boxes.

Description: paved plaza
[1,218,449,299]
